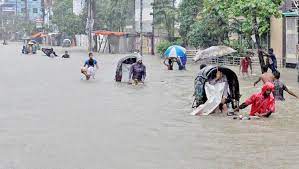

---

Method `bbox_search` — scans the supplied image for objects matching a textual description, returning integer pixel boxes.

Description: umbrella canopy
[30,40,37,44]
[63,39,71,43]
[28,41,34,45]
[164,45,187,65]
[193,46,236,62]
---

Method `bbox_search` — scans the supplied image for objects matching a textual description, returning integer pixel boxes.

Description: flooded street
[1,43,299,169]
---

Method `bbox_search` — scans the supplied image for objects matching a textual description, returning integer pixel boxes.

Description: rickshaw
[22,40,37,54]
[62,39,71,47]
[115,55,139,82]
[192,65,241,109]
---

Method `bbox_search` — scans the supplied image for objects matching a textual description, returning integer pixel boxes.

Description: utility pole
[15,0,18,16]
[87,0,94,52]
[24,0,29,21]
[151,0,155,55]
[41,0,45,30]
[172,0,175,39]
[139,0,143,55]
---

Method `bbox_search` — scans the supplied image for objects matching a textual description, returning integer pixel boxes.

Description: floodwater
[0,43,299,169]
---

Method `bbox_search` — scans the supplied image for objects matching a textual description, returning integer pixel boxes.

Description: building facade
[73,0,85,16]
[0,0,43,21]
[43,0,53,26]
[135,0,153,33]
[270,0,299,67]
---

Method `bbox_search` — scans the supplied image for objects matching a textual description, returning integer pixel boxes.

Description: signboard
[2,7,15,12]
[36,22,43,29]
[35,18,44,23]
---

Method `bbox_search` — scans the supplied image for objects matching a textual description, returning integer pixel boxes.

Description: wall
[16,0,43,21]
[73,0,85,16]
[270,16,283,60]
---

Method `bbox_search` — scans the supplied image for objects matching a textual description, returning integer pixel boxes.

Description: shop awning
[282,11,299,17]
[93,30,127,36]
[31,32,48,38]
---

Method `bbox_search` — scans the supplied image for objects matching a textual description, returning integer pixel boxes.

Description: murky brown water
[0,43,299,169]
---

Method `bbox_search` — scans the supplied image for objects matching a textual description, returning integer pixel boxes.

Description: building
[271,0,299,67]
[0,0,17,15]
[43,0,53,26]
[73,0,85,16]
[0,0,43,21]
[135,0,153,33]
[18,0,43,21]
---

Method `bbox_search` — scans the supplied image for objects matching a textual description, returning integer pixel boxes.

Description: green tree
[81,0,134,31]
[229,0,282,72]
[187,0,230,48]
[52,0,84,37]
[178,0,203,45]
[152,0,177,40]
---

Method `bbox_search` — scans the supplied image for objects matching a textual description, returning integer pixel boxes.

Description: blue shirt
[84,58,97,67]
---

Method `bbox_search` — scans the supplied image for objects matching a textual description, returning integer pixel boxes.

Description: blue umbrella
[164,45,187,66]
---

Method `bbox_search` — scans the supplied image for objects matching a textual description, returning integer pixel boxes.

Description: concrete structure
[0,0,43,21]
[73,0,85,16]
[135,0,153,33]
[43,0,53,26]
[270,0,299,67]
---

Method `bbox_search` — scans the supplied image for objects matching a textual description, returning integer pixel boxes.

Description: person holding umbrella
[163,58,178,70]
[164,45,187,70]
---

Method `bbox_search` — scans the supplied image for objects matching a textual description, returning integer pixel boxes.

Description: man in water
[261,48,277,73]
[163,58,175,70]
[253,66,274,86]
[42,48,58,57]
[3,39,7,45]
[209,69,230,113]
[62,51,70,58]
[177,59,186,70]
[81,52,99,80]
[239,54,252,77]
[129,57,146,85]
[234,82,275,117]
[273,71,298,101]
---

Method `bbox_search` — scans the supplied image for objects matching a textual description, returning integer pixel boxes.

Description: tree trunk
[253,12,266,73]
[161,0,171,41]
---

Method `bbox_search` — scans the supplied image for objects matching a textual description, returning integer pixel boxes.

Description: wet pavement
[0,43,299,169]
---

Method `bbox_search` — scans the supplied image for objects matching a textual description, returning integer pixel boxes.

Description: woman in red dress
[239,55,252,77]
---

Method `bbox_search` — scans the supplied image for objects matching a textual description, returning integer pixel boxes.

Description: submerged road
[0,43,299,169]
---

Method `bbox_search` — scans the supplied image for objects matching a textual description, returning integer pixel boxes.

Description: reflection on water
[0,43,298,169]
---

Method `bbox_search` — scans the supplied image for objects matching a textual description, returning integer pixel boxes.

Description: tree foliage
[178,0,203,45]
[80,0,134,32]
[187,0,230,48]
[178,0,282,72]
[0,15,36,36]
[156,38,183,55]
[229,0,282,72]
[152,0,177,40]
[52,0,84,37]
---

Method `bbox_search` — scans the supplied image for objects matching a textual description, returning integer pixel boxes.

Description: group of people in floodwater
[200,48,298,118]
[81,52,146,84]
[77,48,298,119]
